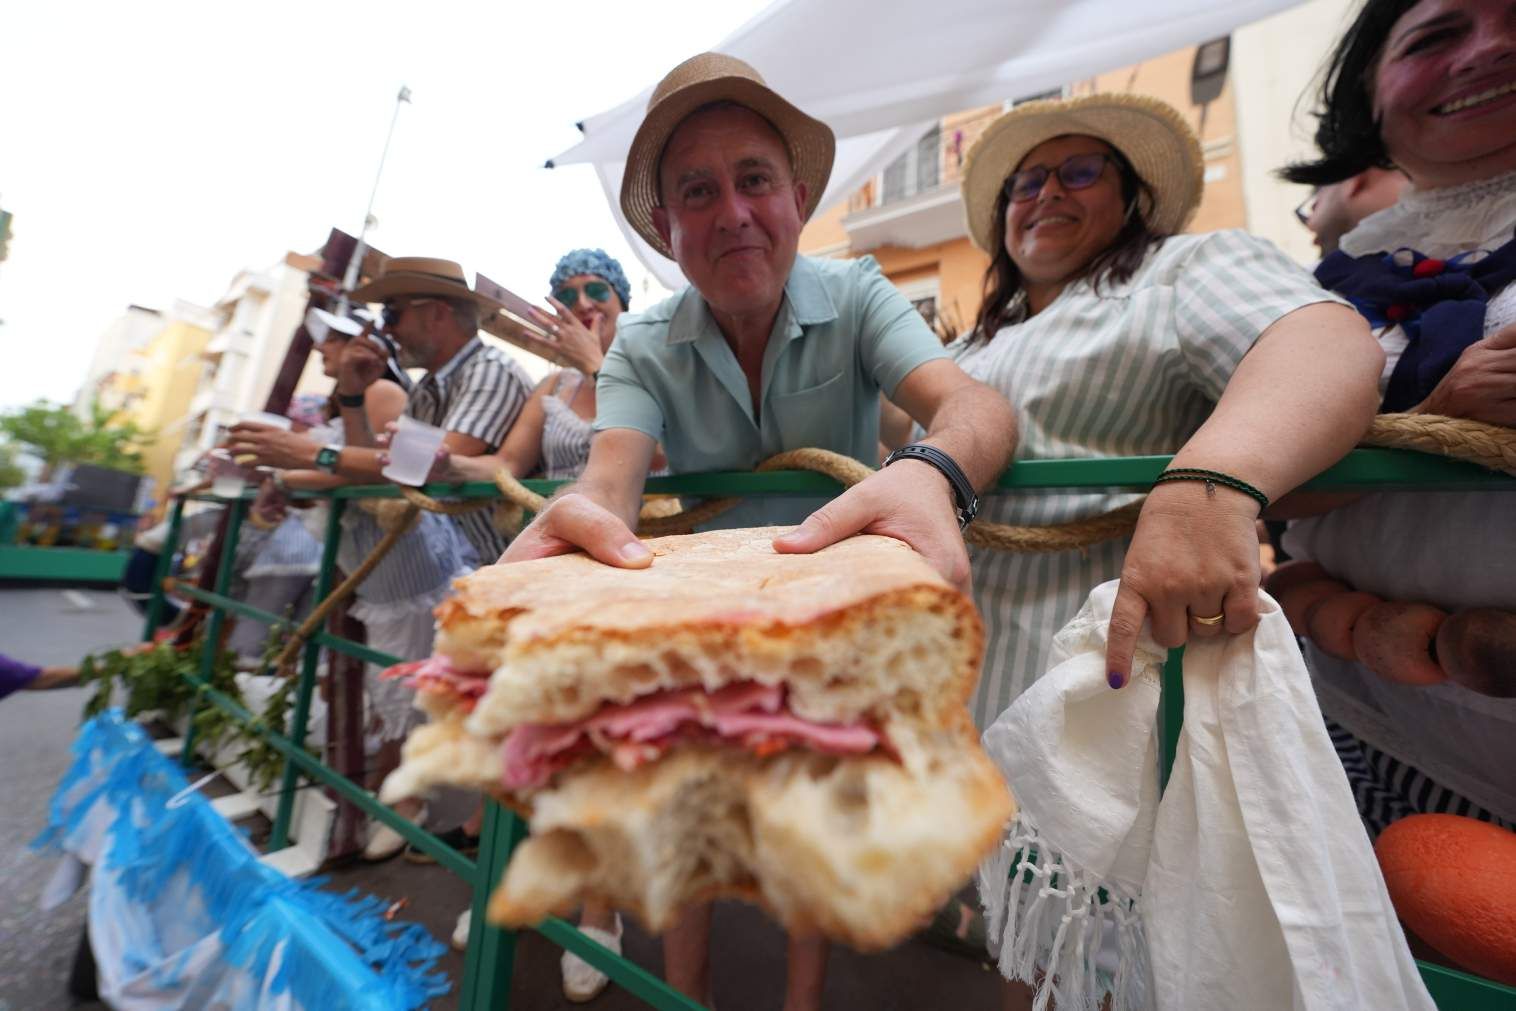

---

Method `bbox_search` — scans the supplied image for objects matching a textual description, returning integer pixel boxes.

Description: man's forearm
[919,383,1018,492]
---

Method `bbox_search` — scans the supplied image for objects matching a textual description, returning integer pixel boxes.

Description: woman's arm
[1106,301,1384,682]
[340,378,407,448]
[441,379,552,482]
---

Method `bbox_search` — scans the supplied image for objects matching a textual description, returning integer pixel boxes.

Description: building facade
[800,8,1353,337]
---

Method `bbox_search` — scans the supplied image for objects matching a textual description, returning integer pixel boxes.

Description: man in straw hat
[501,52,1017,1009]
[232,257,534,563]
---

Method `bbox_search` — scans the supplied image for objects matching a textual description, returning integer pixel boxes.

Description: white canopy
[551,0,1306,290]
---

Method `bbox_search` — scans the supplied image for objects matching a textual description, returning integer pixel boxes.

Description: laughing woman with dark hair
[1279,0,1516,836]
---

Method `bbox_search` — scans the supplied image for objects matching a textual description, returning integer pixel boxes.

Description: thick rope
[1364,413,1516,476]
[269,414,1514,675]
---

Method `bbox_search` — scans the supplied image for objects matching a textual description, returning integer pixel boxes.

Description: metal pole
[1158,646,1185,794]
[339,85,411,311]
[142,496,185,641]
[181,497,246,768]
[270,497,347,851]
[460,800,526,1011]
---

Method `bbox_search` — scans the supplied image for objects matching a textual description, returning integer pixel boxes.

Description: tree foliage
[0,442,25,490]
[0,399,151,475]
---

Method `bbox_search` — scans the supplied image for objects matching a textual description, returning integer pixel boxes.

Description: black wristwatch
[883,443,979,529]
[337,390,366,408]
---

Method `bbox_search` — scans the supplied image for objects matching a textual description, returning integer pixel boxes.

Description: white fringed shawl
[979,581,1435,1011]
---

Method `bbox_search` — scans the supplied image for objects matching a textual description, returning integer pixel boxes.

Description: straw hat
[620,52,836,259]
[350,256,499,309]
[961,94,1204,254]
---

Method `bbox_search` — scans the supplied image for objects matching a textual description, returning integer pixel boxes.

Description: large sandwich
[381,526,1014,950]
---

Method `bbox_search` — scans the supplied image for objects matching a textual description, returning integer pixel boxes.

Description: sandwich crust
[442,527,984,732]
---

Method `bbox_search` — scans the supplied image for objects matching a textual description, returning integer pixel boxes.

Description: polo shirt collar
[663,256,839,347]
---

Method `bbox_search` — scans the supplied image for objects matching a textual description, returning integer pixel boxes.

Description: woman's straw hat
[620,52,836,259]
[961,93,1204,254]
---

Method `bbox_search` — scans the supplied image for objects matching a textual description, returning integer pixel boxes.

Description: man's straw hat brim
[961,94,1204,254]
[621,52,835,259]
[351,256,500,310]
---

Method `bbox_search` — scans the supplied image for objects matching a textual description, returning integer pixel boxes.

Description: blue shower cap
[549,248,631,310]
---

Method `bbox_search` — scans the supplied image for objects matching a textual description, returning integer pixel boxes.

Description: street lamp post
[339,85,412,311]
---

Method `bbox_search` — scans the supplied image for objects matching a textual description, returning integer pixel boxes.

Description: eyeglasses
[1004,153,1114,203]
[381,298,439,330]
[1294,191,1319,227]
[552,281,614,309]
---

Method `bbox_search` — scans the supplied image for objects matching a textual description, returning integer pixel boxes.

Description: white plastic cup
[242,411,293,431]
[382,416,447,486]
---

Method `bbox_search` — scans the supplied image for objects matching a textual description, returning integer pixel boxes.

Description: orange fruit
[1376,814,1516,985]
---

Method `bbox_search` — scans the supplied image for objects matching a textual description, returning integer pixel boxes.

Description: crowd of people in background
[49,0,1512,1006]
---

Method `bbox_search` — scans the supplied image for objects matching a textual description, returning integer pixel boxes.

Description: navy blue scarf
[1315,230,1516,411]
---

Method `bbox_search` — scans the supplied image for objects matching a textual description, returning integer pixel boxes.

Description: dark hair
[1279,0,1420,186]
[969,143,1164,344]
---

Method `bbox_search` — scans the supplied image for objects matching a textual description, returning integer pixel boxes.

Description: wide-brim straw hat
[351,256,500,310]
[961,94,1204,254]
[620,52,836,259]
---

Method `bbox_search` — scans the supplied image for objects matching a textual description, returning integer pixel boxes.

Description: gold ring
[1193,611,1225,626]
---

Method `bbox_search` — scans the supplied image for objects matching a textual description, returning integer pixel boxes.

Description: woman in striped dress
[955,94,1384,730]
[956,93,1387,1005]
[1278,0,1516,836]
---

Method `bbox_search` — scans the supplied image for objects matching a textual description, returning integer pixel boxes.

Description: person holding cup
[229,259,535,564]
[234,306,483,861]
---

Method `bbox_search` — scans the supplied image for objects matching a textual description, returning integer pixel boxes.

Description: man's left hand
[228,423,318,470]
[772,459,969,590]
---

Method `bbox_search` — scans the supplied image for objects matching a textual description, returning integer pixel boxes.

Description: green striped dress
[953,229,1343,729]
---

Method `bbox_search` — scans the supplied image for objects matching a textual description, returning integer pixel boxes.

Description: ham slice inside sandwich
[387,658,883,791]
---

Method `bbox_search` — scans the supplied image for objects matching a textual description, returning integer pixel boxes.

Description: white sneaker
[362,803,426,862]
[561,916,623,1003]
[451,908,471,951]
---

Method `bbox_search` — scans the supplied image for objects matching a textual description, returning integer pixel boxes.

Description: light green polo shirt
[594,254,948,527]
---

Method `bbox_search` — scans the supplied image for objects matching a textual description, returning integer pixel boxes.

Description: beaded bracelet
[1153,468,1269,513]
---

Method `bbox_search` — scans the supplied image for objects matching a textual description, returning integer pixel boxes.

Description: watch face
[316,446,340,471]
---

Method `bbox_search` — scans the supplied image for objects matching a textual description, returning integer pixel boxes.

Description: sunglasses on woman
[1004,153,1114,203]
[553,281,614,309]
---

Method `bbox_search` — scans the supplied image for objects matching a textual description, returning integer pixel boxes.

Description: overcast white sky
[0,0,771,412]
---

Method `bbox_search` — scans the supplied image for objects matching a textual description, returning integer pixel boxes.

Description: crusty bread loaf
[487,720,1013,950]
[379,701,503,803]
[440,527,983,733]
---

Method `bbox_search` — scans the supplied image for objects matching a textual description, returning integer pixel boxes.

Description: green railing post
[180,497,246,769]
[461,800,527,1011]
[143,496,186,641]
[0,501,18,545]
[270,497,347,852]
[1157,646,1185,794]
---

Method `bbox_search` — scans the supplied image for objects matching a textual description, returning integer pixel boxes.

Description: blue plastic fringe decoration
[34,711,451,1010]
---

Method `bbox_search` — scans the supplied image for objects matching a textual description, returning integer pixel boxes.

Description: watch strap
[336,391,366,408]
[883,443,979,529]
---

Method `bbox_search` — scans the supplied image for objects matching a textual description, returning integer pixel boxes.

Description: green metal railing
[141,448,1516,1010]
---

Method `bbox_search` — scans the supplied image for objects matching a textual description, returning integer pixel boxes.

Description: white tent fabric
[551,0,1306,290]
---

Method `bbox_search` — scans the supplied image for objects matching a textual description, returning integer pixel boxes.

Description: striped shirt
[540,371,594,480]
[406,337,533,562]
[956,229,1342,729]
